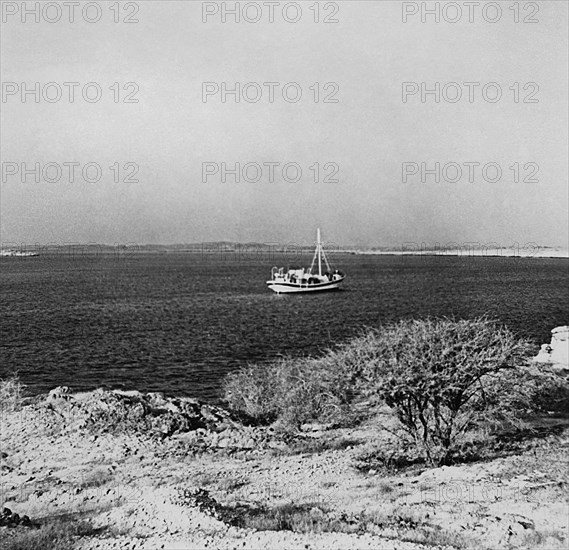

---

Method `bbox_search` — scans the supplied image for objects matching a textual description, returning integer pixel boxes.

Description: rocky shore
[1,372,568,550]
[535,326,569,371]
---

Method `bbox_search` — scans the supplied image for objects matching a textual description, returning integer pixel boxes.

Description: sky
[1,0,568,248]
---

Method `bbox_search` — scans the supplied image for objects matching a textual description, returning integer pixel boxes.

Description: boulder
[47,386,71,401]
[534,326,569,368]
[0,508,33,528]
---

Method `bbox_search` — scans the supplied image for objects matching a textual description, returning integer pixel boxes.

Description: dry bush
[223,355,361,429]
[224,317,564,467]
[358,318,536,466]
[0,375,26,414]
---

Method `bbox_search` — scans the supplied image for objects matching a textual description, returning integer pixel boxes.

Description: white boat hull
[266,229,345,294]
[266,277,344,294]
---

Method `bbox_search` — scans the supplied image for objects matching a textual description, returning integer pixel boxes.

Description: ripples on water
[1,253,567,400]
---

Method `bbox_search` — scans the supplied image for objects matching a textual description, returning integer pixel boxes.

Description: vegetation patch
[356,317,537,466]
[0,375,26,415]
[223,355,362,428]
[173,488,469,546]
[0,513,101,550]
[279,435,364,456]
[224,317,569,468]
[76,468,114,490]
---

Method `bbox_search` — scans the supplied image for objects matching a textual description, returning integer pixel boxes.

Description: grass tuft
[1,515,101,550]
[0,375,26,414]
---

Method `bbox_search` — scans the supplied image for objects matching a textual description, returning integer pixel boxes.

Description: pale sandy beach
[343,248,569,259]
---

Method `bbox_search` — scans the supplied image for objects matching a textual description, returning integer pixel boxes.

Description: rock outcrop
[23,388,284,453]
[534,326,569,369]
[0,507,32,527]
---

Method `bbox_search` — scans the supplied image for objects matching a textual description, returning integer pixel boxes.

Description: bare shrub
[359,317,535,466]
[223,317,562,466]
[223,355,360,429]
[0,375,26,416]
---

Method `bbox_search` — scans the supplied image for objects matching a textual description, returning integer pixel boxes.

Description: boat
[266,229,345,294]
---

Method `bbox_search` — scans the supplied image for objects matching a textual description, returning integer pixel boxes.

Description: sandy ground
[1,389,568,550]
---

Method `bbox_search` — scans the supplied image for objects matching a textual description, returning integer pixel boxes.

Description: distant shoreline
[342,248,569,259]
[1,245,568,259]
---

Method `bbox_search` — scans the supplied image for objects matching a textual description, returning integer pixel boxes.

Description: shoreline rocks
[0,507,32,528]
[19,387,287,454]
[534,326,569,370]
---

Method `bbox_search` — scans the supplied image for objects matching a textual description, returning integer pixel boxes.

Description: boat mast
[317,228,322,276]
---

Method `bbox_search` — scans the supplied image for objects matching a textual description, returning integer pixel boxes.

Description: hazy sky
[1,0,568,247]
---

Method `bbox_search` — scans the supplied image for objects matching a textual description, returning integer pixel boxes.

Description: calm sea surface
[1,253,568,401]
